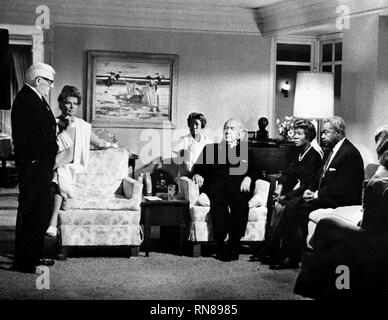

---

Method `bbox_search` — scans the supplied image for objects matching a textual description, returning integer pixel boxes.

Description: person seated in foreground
[173,112,210,176]
[191,119,260,262]
[294,125,388,298]
[250,119,323,261]
[46,86,118,237]
[256,116,364,269]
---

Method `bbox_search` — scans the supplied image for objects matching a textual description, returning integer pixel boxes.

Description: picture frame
[86,50,178,128]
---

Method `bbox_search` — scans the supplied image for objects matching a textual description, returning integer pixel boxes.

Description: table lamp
[293,71,334,144]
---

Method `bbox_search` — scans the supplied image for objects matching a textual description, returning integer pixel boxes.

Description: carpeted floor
[0,188,304,300]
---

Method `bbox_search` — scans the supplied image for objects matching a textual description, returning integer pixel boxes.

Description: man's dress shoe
[218,250,239,262]
[34,258,55,266]
[249,248,273,264]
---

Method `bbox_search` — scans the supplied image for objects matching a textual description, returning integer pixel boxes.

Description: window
[272,39,315,132]
[320,40,342,98]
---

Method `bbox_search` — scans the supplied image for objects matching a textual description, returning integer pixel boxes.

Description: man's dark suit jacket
[11,85,58,165]
[309,138,364,207]
[192,140,258,194]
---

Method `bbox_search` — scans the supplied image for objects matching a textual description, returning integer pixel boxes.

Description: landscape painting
[86,51,178,128]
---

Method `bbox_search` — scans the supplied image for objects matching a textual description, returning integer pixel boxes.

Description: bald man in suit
[192,119,259,261]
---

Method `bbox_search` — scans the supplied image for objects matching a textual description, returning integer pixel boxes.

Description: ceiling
[2,0,386,36]
[143,0,289,9]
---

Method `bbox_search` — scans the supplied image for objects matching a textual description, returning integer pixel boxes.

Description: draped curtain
[1,45,31,135]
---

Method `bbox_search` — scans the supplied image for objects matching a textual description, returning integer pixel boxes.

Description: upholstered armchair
[177,176,270,257]
[57,148,143,260]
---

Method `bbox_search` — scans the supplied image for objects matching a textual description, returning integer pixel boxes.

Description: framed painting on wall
[86,50,178,128]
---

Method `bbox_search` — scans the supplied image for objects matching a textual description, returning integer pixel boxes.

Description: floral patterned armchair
[57,147,143,259]
[177,176,270,257]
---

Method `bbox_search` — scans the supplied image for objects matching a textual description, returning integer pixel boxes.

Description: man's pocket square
[328,168,337,171]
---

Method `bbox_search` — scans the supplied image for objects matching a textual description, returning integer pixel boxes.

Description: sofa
[306,164,379,247]
[57,148,143,259]
[177,176,270,257]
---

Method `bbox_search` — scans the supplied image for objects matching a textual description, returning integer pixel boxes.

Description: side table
[140,199,189,257]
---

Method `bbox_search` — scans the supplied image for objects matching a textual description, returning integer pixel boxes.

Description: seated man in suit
[258,116,364,269]
[191,119,258,262]
[294,125,388,298]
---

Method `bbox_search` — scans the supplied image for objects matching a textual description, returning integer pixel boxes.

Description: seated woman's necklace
[298,145,312,162]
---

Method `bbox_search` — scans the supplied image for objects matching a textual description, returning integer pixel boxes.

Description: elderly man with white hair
[10,62,58,273]
[191,119,259,261]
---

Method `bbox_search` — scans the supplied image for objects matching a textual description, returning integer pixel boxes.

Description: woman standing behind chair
[173,112,210,176]
[251,119,323,264]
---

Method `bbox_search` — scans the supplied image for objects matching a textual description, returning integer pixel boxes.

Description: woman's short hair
[374,125,388,169]
[187,112,207,128]
[293,119,316,142]
[57,85,82,105]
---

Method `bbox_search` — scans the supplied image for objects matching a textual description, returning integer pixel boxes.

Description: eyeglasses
[37,76,54,87]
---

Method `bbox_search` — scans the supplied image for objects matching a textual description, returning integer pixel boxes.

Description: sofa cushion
[59,225,142,246]
[241,221,266,241]
[309,208,335,224]
[59,209,141,226]
[188,205,267,242]
[190,206,211,222]
[309,205,362,225]
[188,221,214,242]
[250,179,270,207]
[248,205,267,222]
[63,194,141,211]
[75,148,130,200]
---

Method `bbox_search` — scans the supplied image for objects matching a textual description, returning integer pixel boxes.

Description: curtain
[1,46,31,135]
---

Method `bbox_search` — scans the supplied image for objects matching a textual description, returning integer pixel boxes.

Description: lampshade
[293,72,334,119]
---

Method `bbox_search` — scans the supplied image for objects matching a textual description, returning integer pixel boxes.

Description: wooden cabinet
[249,143,298,174]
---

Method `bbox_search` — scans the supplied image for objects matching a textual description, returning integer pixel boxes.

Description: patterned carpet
[0,187,304,300]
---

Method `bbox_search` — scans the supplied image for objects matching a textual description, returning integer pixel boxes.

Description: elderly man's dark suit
[11,85,58,270]
[270,138,365,261]
[192,140,259,252]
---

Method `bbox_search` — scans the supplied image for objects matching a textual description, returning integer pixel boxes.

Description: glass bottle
[145,172,152,196]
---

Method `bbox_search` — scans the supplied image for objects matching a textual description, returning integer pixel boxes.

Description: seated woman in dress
[251,119,323,266]
[173,112,210,176]
[46,86,118,237]
[295,125,388,298]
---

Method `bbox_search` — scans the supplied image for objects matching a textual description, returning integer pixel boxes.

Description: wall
[341,14,388,165]
[52,25,271,169]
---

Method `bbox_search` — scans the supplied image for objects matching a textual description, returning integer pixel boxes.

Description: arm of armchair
[248,179,270,208]
[176,176,200,208]
[122,177,143,202]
